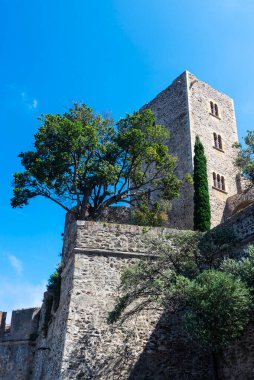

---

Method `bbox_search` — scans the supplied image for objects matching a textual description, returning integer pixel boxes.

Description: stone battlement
[0,308,40,343]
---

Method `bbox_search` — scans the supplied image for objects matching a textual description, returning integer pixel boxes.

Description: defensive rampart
[1,204,254,379]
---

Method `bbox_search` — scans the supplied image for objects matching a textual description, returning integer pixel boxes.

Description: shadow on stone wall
[61,306,254,380]
[127,312,215,380]
[61,310,216,380]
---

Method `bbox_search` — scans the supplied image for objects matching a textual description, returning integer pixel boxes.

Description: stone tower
[142,71,239,229]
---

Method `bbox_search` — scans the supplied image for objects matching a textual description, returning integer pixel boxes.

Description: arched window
[213,132,218,148]
[221,176,225,191]
[210,101,214,114]
[218,135,222,150]
[213,172,217,187]
[214,103,219,117]
[217,174,221,189]
[213,173,226,191]
[210,101,219,117]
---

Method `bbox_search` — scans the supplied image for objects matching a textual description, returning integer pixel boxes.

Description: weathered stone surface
[0,308,40,380]
[142,71,240,229]
[0,340,35,380]
[1,204,254,379]
[224,186,254,219]
[33,206,254,379]
[142,71,193,229]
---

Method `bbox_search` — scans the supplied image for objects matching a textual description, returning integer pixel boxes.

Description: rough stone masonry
[142,71,240,229]
[1,203,254,380]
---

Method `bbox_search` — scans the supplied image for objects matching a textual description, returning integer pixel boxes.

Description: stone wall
[57,217,216,379]
[2,205,254,379]
[213,203,254,246]
[224,186,254,219]
[142,71,240,229]
[0,308,40,380]
[187,71,239,227]
[0,341,36,380]
[60,252,215,380]
[142,71,194,229]
[48,206,254,379]
[31,218,76,380]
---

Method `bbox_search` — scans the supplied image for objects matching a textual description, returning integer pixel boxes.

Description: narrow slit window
[214,104,219,117]
[210,101,214,114]
[221,176,225,191]
[217,174,221,189]
[213,133,218,148]
[213,172,217,187]
[218,135,222,150]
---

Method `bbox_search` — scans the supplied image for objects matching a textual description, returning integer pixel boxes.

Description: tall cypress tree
[193,136,211,231]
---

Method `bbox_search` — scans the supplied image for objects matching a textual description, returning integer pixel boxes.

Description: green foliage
[47,265,62,311]
[109,226,253,352]
[234,130,254,184]
[183,270,251,351]
[198,225,238,268]
[43,265,62,336]
[221,245,254,296]
[193,136,211,231]
[131,200,170,227]
[11,104,181,220]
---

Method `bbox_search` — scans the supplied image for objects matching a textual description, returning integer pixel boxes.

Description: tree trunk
[80,189,92,220]
[80,200,88,220]
[212,351,220,380]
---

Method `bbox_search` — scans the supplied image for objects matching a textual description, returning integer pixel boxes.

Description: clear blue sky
[1,0,254,320]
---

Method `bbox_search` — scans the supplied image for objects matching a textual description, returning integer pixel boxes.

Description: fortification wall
[51,205,254,379]
[0,308,40,380]
[58,220,215,380]
[1,205,254,379]
[31,218,76,380]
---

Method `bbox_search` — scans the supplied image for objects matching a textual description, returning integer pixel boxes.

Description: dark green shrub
[193,136,211,231]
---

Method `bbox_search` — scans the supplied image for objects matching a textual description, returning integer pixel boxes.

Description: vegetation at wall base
[193,136,211,231]
[183,270,251,352]
[108,228,254,355]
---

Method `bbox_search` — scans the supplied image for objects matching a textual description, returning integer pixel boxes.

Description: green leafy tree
[193,136,211,231]
[11,104,181,220]
[183,270,251,352]
[234,130,254,185]
[131,199,170,227]
[183,270,251,380]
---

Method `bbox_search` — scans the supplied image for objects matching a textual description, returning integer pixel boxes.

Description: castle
[1,72,254,380]
[142,71,241,229]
